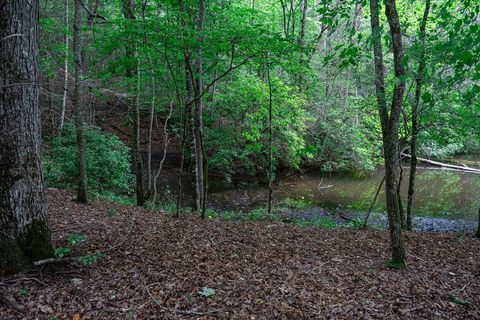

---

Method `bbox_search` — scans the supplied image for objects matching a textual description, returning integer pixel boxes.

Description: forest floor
[0,190,479,319]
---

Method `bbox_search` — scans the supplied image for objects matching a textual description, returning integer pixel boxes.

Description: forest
[0,0,479,318]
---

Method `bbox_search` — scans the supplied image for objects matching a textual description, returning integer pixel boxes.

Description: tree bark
[299,0,307,48]
[147,76,155,197]
[0,0,54,274]
[73,0,88,203]
[59,0,69,134]
[177,1,193,217]
[122,0,145,206]
[267,64,274,215]
[407,0,431,231]
[193,0,207,217]
[384,0,407,264]
[369,0,405,265]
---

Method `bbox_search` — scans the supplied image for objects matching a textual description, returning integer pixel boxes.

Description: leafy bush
[43,123,133,196]
[206,72,311,181]
[418,140,463,160]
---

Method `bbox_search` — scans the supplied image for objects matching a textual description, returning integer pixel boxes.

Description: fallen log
[401,153,480,174]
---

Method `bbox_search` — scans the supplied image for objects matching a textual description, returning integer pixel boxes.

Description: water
[206,157,480,221]
[156,155,479,222]
[274,168,479,220]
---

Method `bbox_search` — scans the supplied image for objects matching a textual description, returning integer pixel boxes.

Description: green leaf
[67,234,87,246]
[197,287,216,298]
[54,247,71,258]
[422,92,433,104]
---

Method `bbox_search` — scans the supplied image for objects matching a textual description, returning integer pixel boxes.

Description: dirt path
[1,190,478,319]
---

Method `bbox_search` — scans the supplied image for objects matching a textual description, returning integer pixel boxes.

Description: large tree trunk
[193,0,206,217]
[122,0,145,206]
[407,0,431,231]
[0,0,54,274]
[369,0,405,265]
[73,0,88,203]
[177,1,193,216]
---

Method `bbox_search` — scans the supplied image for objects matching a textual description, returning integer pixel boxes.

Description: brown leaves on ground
[0,189,479,319]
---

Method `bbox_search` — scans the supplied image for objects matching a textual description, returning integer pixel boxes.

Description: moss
[0,239,29,275]
[0,219,54,275]
[386,259,407,270]
[19,218,54,262]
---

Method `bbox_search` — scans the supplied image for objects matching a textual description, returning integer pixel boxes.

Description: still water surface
[274,168,479,220]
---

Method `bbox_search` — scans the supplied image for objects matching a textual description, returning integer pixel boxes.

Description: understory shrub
[43,123,133,197]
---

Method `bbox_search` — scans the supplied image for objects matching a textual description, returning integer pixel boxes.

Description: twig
[35,219,136,267]
[144,281,220,316]
[7,277,47,287]
[385,289,414,299]
[1,34,24,42]
[363,175,386,228]
[0,289,24,314]
[33,256,77,266]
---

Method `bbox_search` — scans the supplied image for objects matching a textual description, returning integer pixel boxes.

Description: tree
[369,0,406,266]
[122,0,146,206]
[0,0,54,273]
[73,0,88,203]
[193,0,207,217]
[407,0,431,231]
[59,0,69,134]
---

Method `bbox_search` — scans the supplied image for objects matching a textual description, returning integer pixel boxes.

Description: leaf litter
[0,189,478,319]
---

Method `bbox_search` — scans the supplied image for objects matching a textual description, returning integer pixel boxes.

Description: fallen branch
[33,256,77,266]
[402,153,480,174]
[34,221,135,267]
[7,277,47,286]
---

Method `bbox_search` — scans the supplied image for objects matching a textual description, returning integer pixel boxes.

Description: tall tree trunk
[0,0,54,274]
[267,64,274,215]
[147,76,155,197]
[122,0,145,206]
[299,0,307,47]
[59,0,69,134]
[177,1,193,216]
[73,0,88,203]
[384,0,407,265]
[193,0,206,217]
[297,0,307,86]
[407,0,430,231]
[369,0,405,265]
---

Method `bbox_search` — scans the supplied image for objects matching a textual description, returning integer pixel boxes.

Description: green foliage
[43,123,133,196]
[293,217,338,229]
[18,288,29,297]
[54,247,71,258]
[345,217,364,229]
[197,287,216,298]
[66,234,86,246]
[280,198,313,210]
[78,252,105,266]
[207,72,310,181]
[386,259,407,270]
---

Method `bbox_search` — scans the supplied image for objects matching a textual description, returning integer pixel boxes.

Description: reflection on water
[274,168,479,220]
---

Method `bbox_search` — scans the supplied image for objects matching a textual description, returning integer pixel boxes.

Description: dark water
[207,157,480,221]
[274,168,479,220]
